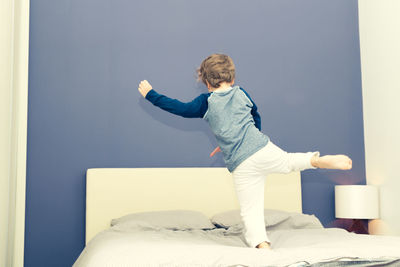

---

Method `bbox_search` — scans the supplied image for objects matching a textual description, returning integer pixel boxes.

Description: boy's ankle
[256,241,271,249]
[311,154,319,168]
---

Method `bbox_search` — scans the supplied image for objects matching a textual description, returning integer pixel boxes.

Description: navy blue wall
[26,0,365,266]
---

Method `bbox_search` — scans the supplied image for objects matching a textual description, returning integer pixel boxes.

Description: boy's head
[197,54,235,89]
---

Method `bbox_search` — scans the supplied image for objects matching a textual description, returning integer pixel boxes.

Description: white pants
[232,141,319,248]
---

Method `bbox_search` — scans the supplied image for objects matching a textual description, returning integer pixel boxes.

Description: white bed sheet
[73,226,400,267]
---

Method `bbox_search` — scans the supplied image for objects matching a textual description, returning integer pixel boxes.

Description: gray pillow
[111,210,216,231]
[211,209,323,232]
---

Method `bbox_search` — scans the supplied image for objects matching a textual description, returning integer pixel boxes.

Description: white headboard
[85,168,302,244]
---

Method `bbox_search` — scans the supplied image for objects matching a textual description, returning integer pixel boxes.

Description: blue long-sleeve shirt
[145,85,269,172]
[146,87,262,130]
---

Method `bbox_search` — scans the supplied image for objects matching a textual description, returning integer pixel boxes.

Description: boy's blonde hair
[197,54,235,88]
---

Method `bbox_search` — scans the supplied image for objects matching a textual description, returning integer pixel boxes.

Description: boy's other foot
[312,155,352,170]
[256,241,271,250]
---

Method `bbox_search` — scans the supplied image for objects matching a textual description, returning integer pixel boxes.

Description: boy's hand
[210,146,221,157]
[138,80,153,97]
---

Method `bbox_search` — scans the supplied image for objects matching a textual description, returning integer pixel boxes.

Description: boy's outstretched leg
[255,141,352,174]
[311,154,352,170]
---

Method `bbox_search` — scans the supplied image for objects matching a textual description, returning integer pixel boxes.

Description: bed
[73,168,400,267]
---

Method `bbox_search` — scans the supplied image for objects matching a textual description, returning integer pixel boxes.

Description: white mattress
[73,226,400,267]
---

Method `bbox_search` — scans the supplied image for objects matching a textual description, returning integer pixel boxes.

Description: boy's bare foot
[256,241,271,249]
[311,155,352,170]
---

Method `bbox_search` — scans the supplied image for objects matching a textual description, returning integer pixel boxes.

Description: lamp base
[348,219,369,234]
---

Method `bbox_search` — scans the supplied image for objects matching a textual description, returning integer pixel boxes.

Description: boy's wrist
[144,89,154,99]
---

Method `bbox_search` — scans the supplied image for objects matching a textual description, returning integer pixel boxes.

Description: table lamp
[335,185,379,234]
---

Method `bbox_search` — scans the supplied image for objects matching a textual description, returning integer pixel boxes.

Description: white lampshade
[335,185,379,219]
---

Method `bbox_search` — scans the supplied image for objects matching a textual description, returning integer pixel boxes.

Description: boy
[138,54,352,250]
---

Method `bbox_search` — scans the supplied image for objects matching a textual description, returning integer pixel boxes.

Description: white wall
[358,0,400,235]
[0,0,14,265]
[0,0,30,266]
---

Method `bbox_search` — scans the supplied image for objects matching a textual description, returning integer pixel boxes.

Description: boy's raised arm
[138,80,210,118]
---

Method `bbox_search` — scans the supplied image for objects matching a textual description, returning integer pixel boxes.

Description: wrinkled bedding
[73,226,400,267]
